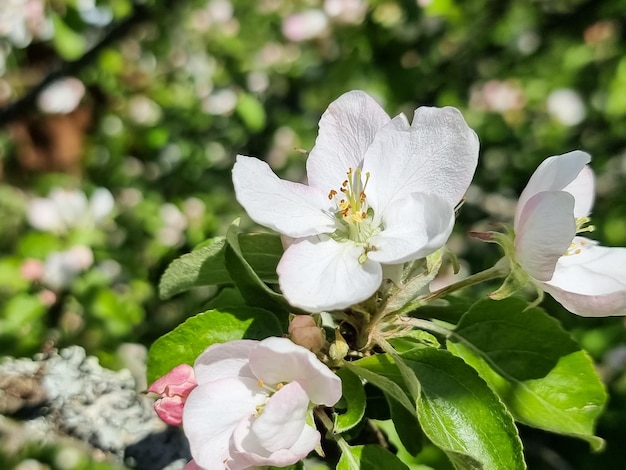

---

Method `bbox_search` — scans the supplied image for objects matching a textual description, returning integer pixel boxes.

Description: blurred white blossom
[27,188,114,233]
[282,10,328,42]
[547,88,586,126]
[37,77,86,114]
[42,246,94,291]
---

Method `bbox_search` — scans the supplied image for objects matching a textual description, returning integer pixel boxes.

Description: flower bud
[288,315,325,352]
[148,363,197,426]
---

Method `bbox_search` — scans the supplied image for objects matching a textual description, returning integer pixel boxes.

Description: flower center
[564,217,595,256]
[327,168,381,258]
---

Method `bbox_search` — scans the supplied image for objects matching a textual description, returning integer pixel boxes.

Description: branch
[0,2,153,127]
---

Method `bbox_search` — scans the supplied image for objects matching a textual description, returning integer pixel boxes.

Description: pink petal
[515,191,576,282]
[153,394,185,426]
[306,90,390,192]
[277,235,382,312]
[193,340,257,384]
[183,377,267,469]
[515,151,590,228]
[182,460,203,470]
[232,155,336,238]
[249,337,342,406]
[368,192,454,264]
[362,106,479,216]
[147,363,196,396]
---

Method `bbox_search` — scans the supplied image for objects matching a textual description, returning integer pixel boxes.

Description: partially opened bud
[148,363,197,426]
[288,315,325,352]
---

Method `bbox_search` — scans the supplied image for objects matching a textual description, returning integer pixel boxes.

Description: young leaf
[334,367,367,433]
[146,307,282,384]
[337,444,409,470]
[159,237,230,299]
[447,297,607,450]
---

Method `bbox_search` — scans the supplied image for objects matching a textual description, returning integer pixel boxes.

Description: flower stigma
[327,168,381,262]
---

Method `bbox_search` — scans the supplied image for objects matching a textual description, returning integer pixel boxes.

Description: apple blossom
[233,90,479,312]
[27,187,114,234]
[182,337,342,470]
[513,150,626,316]
[148,363,197,426]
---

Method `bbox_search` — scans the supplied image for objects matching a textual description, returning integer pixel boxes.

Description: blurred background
[0,0,625,468]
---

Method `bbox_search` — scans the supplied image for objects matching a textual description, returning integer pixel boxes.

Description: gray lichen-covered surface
[0,346,191,470]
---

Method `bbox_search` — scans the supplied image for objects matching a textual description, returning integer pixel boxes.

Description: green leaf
[159,237,230,299]
[225,220,291,322]
[238,232,283,283]
[402,348,525,470]
[146,307,282,384]
[159,233,283,300]
[334,367,367,433]
[385,392,423,457]
[346,359,416,418]
[447,297,607,450]
[353,351,525,470]
[337,444,409,470]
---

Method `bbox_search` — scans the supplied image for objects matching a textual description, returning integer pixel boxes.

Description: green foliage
[1,0,625,468]
[146,306,282,384]
[447,297,607,449]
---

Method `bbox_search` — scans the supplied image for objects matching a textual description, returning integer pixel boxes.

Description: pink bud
[288,315,325,352]
[148,363,197,426]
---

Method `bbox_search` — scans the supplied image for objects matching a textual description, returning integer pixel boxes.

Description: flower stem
[421,257,510,302]
[315,407,352,455]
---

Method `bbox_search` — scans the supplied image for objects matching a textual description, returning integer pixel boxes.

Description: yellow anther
[257,379,264,388]
[328,189,337,200]
[276,383,284,391]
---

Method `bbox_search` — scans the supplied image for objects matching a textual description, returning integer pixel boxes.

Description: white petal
[515,191,576,282]
[193,340,257,384]
[183,377,266,469]
[51,189,89,228]
[562,165,595,218]
[362,106,479,216]
[249,337,342,406]
[228,414,319,470]
[515,151,590,227]
[233,155,336,238]
[368,192,454,264]
[250,381,309,452]
[540,239,626,316]
[306,90,390,191]
[277,235,382,312]
[27,198,64,232]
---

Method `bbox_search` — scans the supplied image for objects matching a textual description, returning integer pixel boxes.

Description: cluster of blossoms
[149,337,341,469]
[150,90,626,470]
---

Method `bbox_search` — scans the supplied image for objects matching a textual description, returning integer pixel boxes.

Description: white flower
[27,187,114,233]
[514,151,626,316]
[41,246,94,290]
[182,337,342,470]
[233,90,479,311]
